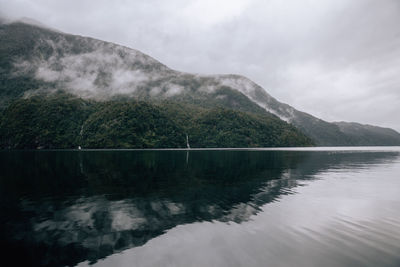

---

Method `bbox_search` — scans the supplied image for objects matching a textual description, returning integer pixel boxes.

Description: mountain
[1,20,400,147]
[333,122,400,146]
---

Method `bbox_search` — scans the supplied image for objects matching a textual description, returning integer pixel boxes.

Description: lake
[1,147,400,267]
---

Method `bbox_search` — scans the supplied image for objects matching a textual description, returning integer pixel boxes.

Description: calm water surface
[1,148,400,267]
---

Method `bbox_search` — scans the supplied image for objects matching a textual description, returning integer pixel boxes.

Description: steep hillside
[1,20,400,146]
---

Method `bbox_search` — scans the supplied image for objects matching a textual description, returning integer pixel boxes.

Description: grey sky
[1,0,400,131]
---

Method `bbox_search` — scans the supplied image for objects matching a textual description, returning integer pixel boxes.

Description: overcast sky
[1,0,400,130]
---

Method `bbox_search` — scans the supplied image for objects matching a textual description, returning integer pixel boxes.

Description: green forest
[0,93,314,149]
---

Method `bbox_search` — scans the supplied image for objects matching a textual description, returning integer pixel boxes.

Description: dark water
[1,148,400,267]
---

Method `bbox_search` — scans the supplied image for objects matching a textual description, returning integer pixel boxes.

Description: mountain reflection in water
[0,149,399,267]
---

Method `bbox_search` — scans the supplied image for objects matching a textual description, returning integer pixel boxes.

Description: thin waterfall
[186,134,190,149]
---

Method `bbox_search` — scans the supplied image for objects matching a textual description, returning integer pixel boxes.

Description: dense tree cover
[0,94,314,149]
[0,94,92,148]
[187,108,313,147]
[81,101,185,148]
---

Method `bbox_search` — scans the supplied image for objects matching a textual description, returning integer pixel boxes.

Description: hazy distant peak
[17,17,46,27]
[0,17,7,24]
[1,16,62,33]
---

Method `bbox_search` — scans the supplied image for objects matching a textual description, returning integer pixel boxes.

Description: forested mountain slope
[1,20,399,147]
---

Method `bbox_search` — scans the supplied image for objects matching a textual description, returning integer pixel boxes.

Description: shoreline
[1,146,400,152]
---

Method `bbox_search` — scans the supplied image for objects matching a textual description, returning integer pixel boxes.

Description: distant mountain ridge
[333,121,400,146]
[1,20,400,147]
